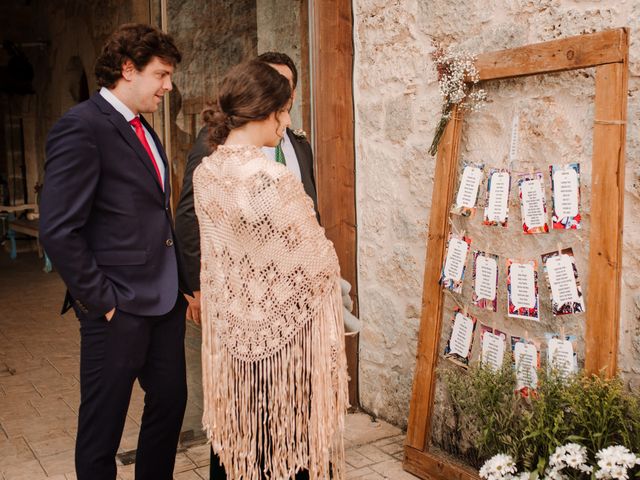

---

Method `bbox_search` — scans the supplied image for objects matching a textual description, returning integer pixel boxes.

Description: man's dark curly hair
[95,23,181,89]
[256,51,298,89]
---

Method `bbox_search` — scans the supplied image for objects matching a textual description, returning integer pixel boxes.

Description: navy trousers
[75,294,188,480]
[210,449,310,479]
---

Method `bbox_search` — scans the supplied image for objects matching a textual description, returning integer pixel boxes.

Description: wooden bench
[1,204,52,272]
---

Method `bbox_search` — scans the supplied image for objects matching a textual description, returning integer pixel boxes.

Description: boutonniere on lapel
[292,128,307,140]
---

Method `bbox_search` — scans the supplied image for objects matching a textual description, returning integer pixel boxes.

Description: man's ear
[121,60,136,81]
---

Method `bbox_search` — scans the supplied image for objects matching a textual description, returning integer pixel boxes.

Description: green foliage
[442,357,525,460]
[519,370,577,472]
[442,364,640,477]
[564,374,640,455]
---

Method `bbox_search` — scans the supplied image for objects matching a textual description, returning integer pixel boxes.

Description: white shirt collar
[99,87,137,123]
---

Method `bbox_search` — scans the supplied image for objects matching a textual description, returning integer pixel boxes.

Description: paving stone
[346,466,381,479]
[26,430,75,458]
[372,433,405,448]
[344,413,402,448]
[369,459,420,479]
[185,443,211,467]
[1,458,48,480]
[173,452,197,473]
[0,436,36,467]
[0,254,419,479]
[0,398,40,421]
[0,381,42,402]
[38,450,76,476]
[195,466,209,478]
[29,398,77,420]
[117,463,135,480]
[173,471,202,480]
[354,443,393,463]
[379,440,404,456]
[346,449,374,469]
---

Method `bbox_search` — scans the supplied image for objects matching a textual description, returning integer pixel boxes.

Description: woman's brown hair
[203,60,291,150]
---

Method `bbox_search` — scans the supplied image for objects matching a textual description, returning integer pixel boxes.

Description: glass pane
[160,0,311,441]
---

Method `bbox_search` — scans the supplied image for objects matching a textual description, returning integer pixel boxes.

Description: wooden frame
[404,28,629,480]
[309,0,358,314]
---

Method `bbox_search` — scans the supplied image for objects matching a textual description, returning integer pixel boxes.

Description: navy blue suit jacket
[40,92,190,319]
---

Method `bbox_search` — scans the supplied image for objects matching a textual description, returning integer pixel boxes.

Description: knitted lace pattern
[193,145,348,480]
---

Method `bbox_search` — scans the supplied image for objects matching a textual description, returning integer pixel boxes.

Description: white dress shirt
[99,87,166,186]
[262,130,302,181]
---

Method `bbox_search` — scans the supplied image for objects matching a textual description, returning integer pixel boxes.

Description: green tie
[275,141,286,165]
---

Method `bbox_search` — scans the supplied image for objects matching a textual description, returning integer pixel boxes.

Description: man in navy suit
[40,24,189,480]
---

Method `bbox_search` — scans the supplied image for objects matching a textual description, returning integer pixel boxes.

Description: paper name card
[483,169,510,227]
[547,336,577,378]
[481,329,506,371]
[518,173,549,234]
[507,259,539,321]
[452,164,484,216]
[550,163,581,229]
[444,309,477,368]
[440,234,471,294]
[514,340,539,391]
[473,251,498,311]
[542,248,585,315]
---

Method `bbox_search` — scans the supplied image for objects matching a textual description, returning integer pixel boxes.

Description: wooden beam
[476,29,628,81]
[310,0,358,313]
[405,107,465,451]
[585,60,628,376]
[404,446,478,480]
[299,0,312,136]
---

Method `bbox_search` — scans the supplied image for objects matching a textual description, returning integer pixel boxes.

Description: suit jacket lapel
[140,115,171,204]
[287,129,318,212]
[91,93,165,196]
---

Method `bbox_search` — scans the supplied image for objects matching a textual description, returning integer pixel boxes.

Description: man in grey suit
[175,51,318,326]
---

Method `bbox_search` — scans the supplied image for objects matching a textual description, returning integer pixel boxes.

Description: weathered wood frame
[404,28,629,480]
[309,1,358,314]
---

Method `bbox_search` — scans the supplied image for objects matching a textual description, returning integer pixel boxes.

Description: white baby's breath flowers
[435,48,487,115]
[428,46,487,156]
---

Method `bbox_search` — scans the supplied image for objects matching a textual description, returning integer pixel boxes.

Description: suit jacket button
[166,239,174,247]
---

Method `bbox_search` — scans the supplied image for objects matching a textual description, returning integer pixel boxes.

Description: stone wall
[166,0,306,197]
[256,0,305,129]
[353,0,640,428]
[169,0,258,122]
[1,0,153,187]
[4,0,305,193]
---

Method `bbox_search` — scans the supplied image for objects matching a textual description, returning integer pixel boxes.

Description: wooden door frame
[309,0,358,315]
[404,28,629,480]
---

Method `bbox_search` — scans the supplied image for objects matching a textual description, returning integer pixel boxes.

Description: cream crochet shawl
[193,145,348,479]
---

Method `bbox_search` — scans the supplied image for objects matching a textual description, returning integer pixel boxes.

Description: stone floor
[0,251,417,479]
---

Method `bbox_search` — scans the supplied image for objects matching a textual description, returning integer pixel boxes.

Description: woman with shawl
[193,60,348,480]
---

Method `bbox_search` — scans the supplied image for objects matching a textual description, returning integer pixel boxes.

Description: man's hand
[185,291,201,325]
[105,308,116,321]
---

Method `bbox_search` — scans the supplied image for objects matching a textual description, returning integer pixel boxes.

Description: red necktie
[129,117,164,190]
